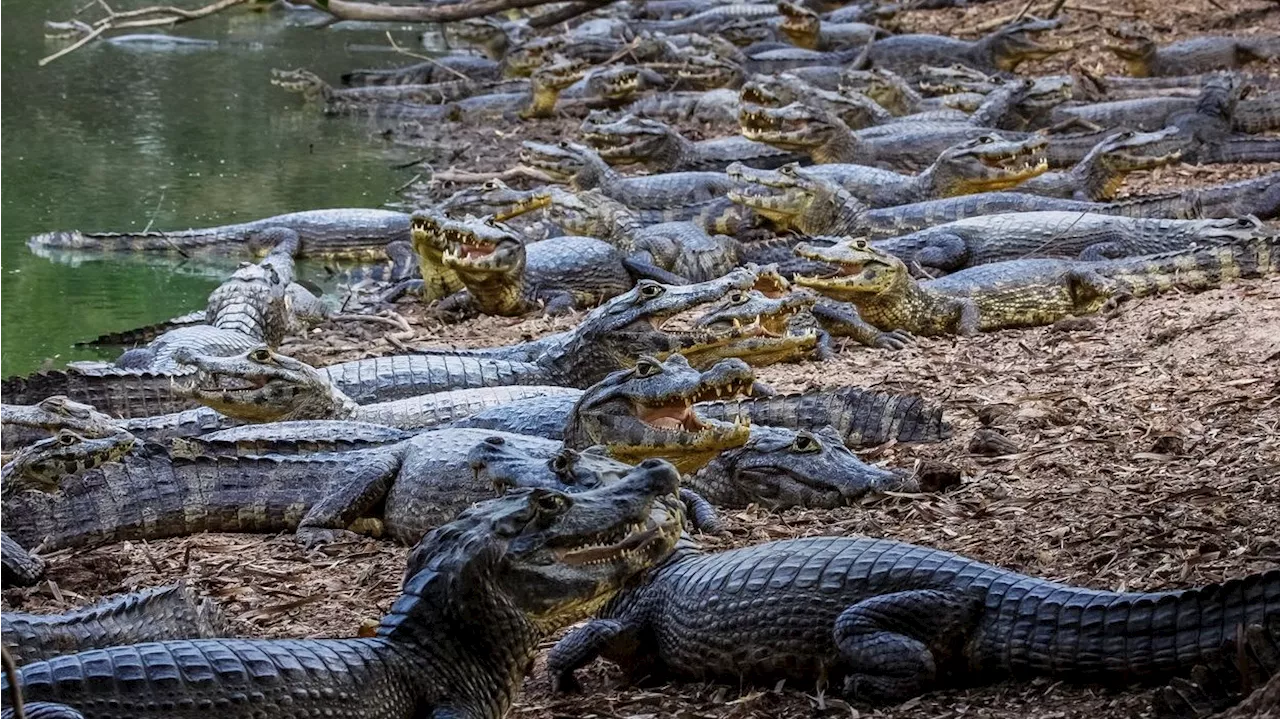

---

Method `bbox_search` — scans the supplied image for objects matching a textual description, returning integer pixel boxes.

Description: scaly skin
[777,0,879,51]
[341,55,501,86]
[794,234,1280,336]
[519,141,738,211]
[580,112,801,173]
[628,88,741,125]
[408,208,466,302]
[3,584,229,667]
[866,17,1068,76]
[173,345,579,429]
[438,216,635,316]
[548,536,1279,703]
[3,461,684,719]
[632,3,778,37]
[564,354,754,473]
[740,73,898,131]
[27,209,410,260]
[865,212,1273,273]
[1016,128,1182,201]
[171,420,415,457]
[1105,27,1280,77]
[270,68,507,107]
[1047,92,1280,135]
[1,396,120,450]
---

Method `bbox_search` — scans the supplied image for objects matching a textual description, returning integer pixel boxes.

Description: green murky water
[1,1,423,377]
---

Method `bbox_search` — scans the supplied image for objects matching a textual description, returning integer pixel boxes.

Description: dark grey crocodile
[864,16,1067,77]
[580,112,803,173]
[341,54,502,86]
[3,584,229,667]
[548,535,1279,702]
[2,460,685,719]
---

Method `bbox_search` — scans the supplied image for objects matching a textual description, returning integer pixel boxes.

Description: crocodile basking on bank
[1015,128,1182,201]
[579,112,802,172]
[28,207,409,260]
[794,234,1279,336]
[341,54,502,86]
[3,584,229,667]
[548,535,1279,702]
[3,459,685,719]
[1105,26,1280,77]
[864,16,1068,78]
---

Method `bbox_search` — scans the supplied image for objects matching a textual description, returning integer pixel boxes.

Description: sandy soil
[5,0,1280,717]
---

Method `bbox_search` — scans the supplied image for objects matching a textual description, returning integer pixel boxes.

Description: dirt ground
[5,0,1280,717]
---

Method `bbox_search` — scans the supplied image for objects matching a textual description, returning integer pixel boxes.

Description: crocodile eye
[780,164,798,176]
[852,239,869,249]
[791,432,820,453]
[634,359,663,377]
[532,490,570,515]
[978,136,994,144]
[482,180,500,190]
[637,282,665,299]
[728,291,748,304]
[250,348,273,363]
[56,431,78,446]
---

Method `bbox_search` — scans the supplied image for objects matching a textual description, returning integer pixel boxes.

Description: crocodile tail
[25,231,203,253]
[1,369,195,419]
[1111,235,1279,298]
[987,569,1280,683]
[832,387,950,445]
[1200,137,1280,164]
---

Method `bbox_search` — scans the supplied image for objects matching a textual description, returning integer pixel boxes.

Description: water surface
[1,0,422,376]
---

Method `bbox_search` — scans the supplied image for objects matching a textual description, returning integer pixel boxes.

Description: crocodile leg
[296,451,404,546]
[834,589,983,702]
[905,233,969,274]
[7,704,85,718]
[1,530,45,587]
[811,301,913,349]
[548,618,653,692]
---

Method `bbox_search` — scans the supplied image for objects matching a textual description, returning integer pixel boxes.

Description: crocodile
[740,100,1022,171]
[1047,92,1280,135]
[863,212,1275,274]
[2,459,684,719]
[579,112,803,172]
[631,3,780,37]
[407,208,466,302]
[1,429,136,495]
[341,54,502,86]
[436,215,641,317]
[865,16,1068,77]
[729,132,1048,209]
[1157,615,1280,718]
[776,0,880,51]
[794,234,1279,335]
[172,345,580,429]
[1,397,120,451]
[1,531,44,588]
[27,208,410,260]
[170,420,414,457]
[1015,128,1182,201]
[837,68,965,115]
[628,87,742,125]
[270,67,517,109]
[547,535,1280,703]
[3,584,229,667]
[518,140,739,211]
[1105,26,1280,77]
[740,73,899,131]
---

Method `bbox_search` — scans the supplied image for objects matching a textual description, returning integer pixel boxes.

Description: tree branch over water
[41,0,250,65]
[296,0,612,24]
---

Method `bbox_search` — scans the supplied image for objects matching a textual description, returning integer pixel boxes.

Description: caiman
[3,584,229,667]
[865,16,1068,77]
[547,535,1279,702]
[341,54,502,86]
[1105,26,1280,77]
[1015,128,1182,201]
[519,140,739,212]
[579,112,803,172]
[865,212,1273,274]
[794,234,1279,335]
[1,396,122,450]
[27,208,410,260]
[776,0,881,51]
[436,216,639,317]
[1047,90,1280,135]
[407,208,466,302]
[728,132,1048,209]
[628,87,742,125]
[3,459,685,719]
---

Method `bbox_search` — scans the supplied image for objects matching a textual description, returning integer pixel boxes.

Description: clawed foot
[295,527,361,549]
[874,330,914,350]
[550,672,583,694]
[1101,293,1133,317]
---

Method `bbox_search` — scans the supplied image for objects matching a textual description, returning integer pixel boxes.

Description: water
[1,1,425,377]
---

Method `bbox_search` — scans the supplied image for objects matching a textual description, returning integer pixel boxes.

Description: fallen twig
[383,31,469,81]
[40,0,250,65]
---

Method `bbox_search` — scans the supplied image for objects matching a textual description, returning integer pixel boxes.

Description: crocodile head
[1083,128,1183,197]
[519,140,592,183]
[719,17,776,46]
[504,35,567,77]
[452,17,512,60]
[585,65,666,105]
[174,346,356,422]
[930,134,1048,196]
[441,216,528,314]
[662,53,743,90]
[1,395,120,450]
[1,429,135,496]
[565,353,753,472]
[391,457,683,641]
[740,101,846,160]
[695,286,819,338]
[1196,216,1272,243]
[523,56,590,119]
[470,438,630,493]
[269,68,329,102]
[726,162,868,235]
[1103,25,1157,77]
[690,425,907,509]
[793,237,909,302]
[580,113,677,165]
[916,64,1000,95]
[436,181,538,220]
[839,68,915,115]
[739,75,796,108]
[987,17,1069,72]
[777,1,822,49]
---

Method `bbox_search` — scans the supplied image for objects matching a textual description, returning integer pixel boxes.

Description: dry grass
[5,0,1280,717]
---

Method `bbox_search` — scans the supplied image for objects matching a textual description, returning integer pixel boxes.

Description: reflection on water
[1,1,422,377]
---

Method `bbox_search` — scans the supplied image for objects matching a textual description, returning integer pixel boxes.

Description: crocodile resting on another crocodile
[579,112,802,172]
[794,234,1279,336]
[547,535,1279,703]
[3,584,229,667]
[3,460,685,719]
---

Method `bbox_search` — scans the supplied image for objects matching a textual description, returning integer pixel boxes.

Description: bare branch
[40,0,250,65]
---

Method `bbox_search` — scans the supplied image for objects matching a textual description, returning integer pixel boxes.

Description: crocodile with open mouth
[1015,128,1182,201]
[3,460,685,719]
[579,112,802,173]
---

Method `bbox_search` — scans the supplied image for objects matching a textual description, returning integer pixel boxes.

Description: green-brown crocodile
[579,112,802,172]
[776,0,881,51]
[3,459,685,719]
[1015,127,1182,201]
[1105,26,1280,77]
[794,234,1279,335]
